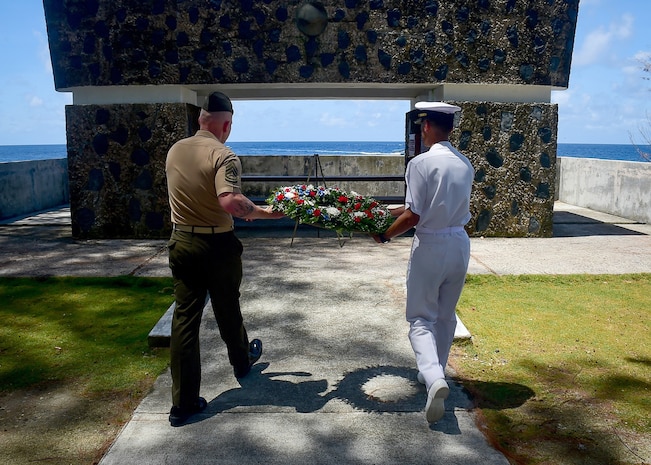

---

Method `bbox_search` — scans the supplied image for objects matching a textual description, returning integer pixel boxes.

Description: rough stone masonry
[43,0,579,238]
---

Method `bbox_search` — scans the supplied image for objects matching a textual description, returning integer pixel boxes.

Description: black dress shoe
[169,397,208,427]
[234,338,263,379]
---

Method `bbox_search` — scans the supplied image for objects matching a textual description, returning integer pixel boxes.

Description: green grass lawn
[453,274,651,465]
[0,276,174,465]
[0,276,174,393]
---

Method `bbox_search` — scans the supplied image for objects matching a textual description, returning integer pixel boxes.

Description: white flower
[325,207,340,217]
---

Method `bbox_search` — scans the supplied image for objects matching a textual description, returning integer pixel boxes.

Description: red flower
[276,194,284,201]
[365,210,374,219]
[354,217,361,223]
[338,195,348,203]
[297,199,304,205]
[313,209,321,217]
[370,201,378,208]
[354,202,362,210]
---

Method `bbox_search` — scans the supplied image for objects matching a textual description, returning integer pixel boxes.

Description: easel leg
[290,218,300,247]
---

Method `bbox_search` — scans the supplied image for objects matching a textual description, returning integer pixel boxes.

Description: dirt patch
[0,382,151,465]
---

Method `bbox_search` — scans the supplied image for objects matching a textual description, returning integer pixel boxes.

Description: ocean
[0,142,649,163]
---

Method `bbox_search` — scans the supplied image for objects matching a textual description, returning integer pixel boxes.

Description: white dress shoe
[425,378,449,423]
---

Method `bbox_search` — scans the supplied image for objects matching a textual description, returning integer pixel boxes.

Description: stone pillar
[454,102,558,237]
[65,103,199,238]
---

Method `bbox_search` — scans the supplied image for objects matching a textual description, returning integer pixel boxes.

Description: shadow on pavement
[552,211,646,237]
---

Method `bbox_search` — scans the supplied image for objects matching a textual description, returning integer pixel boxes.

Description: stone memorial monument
[43,0,579,238]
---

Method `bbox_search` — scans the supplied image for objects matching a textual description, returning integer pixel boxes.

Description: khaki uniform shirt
[166,130,241,232]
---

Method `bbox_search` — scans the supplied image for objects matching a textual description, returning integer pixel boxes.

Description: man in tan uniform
[165,91,283,427]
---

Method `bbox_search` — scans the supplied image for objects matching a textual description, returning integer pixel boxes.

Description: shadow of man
[187,362,330,423]
[180,363,534,437]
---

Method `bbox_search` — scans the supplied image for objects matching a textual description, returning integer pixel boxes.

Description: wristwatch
[378,233,391,243]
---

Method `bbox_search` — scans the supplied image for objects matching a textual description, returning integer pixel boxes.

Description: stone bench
[148,295,212,347]
[148,299,472,347]
[148,301,175,347]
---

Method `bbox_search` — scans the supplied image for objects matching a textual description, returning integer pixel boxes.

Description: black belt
[173,224,228,234]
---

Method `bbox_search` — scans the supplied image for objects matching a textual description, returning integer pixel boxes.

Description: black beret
[202,91,233,113]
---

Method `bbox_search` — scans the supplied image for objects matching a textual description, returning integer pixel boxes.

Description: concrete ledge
[148,295,211,347]
[557,157,651,224]
[147,302,175,348]
[0,159,69,220]
[147,300,472,347]
[455,318,472,340]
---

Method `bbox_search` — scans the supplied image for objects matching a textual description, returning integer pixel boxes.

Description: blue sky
[0,0,649,146]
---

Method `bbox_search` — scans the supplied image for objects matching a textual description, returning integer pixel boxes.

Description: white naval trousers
[406,229,470,390]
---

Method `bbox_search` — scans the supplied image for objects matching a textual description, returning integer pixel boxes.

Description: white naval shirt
[404,141,474,233]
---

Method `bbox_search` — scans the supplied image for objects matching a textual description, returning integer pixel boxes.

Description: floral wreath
[266,184,394,234]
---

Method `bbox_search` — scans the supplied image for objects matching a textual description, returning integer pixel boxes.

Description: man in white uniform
[373,101,474,423]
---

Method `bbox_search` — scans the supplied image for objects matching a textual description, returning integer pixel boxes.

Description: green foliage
[0,277,174,393]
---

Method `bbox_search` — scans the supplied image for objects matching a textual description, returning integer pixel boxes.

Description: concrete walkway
[1,202,650,465]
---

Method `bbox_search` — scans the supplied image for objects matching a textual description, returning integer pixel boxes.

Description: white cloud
[33,29,53,74]
[633,50,651,76]
[622,64,639,75]
[29,95,43,107]
[555,81,650,143]
[613,14,634,39]
[551,89,571,105]
[633,50,651,61]
[319,112,348,127]
[366,112,384,127]
[573,14,634,67]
